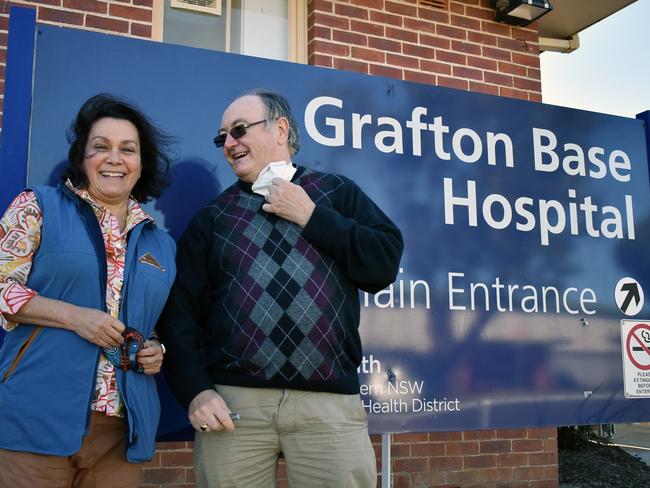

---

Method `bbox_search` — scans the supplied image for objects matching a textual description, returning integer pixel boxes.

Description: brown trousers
[0,412,141,488]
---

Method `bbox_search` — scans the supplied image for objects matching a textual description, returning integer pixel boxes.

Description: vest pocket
[2,327,42,382]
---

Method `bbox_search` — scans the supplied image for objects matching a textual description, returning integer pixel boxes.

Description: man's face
[219,95,288,183]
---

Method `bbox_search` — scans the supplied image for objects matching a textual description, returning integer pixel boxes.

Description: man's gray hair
[245,89,300,156]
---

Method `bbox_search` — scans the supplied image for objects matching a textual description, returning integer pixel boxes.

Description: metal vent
[170,0,221,16]
[419,0,448,9]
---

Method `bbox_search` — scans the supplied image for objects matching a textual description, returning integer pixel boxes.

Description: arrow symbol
[621,282,640,313]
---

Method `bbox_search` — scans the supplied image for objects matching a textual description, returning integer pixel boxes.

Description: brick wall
[308,0,542,101]
[0,0,154,125]
[1,1,558,487]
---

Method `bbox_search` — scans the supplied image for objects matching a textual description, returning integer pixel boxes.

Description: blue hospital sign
[2,12,650,437]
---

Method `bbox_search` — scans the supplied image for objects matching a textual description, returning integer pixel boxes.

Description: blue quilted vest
[0,185,176,462]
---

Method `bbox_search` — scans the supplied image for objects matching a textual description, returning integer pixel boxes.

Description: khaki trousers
[0,412,141,488]
[194,385,377,488]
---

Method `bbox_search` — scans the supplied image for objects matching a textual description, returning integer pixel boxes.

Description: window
[154,0,307,63]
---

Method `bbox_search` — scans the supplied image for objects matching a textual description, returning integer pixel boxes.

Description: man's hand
[262,178,315,228]
[136,340,164,374]
[188,389,236,433]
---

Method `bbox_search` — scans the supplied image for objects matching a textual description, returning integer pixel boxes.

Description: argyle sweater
[159,166,403,408]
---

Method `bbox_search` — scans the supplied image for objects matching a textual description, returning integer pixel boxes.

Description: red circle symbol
[626,323,650,370]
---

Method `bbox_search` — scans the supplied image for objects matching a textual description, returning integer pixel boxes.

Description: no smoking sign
[620,320,650,397]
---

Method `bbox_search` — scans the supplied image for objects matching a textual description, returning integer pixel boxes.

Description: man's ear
[276,116,289,145]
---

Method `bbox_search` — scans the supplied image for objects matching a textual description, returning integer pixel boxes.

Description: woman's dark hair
[63,93,172,202]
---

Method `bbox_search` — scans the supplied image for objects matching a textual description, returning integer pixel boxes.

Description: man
[158,89,403,487]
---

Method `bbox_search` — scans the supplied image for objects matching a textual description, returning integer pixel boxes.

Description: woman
[0,94,176,487]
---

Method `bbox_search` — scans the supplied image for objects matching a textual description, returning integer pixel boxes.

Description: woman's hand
[136,340,164,374]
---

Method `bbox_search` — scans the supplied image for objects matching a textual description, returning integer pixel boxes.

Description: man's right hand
[189,389,236,433]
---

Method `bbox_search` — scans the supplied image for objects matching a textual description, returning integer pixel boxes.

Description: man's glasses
[213,119,266,148]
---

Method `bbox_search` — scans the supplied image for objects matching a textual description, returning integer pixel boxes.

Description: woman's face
[82,117,142,208]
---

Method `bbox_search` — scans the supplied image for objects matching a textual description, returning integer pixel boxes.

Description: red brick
[528,452,557,465]
[333,29,367,46]
[464,453,497,468]
[63,0,107,13]
[38,7,83,24]
[451,39,481,55]
[387,53,419,69]
[485,71,513,86]
[311,39,349,56]
[482,45,511,61]
[482,466,515,482]
[333,57,369,74]
[530,480,560,488]
[131,22,152,38]
[311,25,331,40]
[482,20,511,37]
[309,53,333,67]
[448,469,483,485]
[514,465,545,480]
[514,76,541,92]
[512,52,539,67]
[85,14,129,33]
[394,457,429,472]
[528,67,541,80]
[466,5,494,21]
[428,431,463,441]
[543,437,558,452]
[498,36,529,52]
[498,452,528,467]
[429,455,464,470]
[480,439,512,454]
[160,450,193,467]
[156,441,191,450]
[544,463,560,479]
[134,0,153,6]
[369,10,403,27]
[499,86,528,100]
[437,49,467,65]
[451,14,480,31]
[446,440,479,455]
[513,439,543,452]
[438,76,469,91]
[468,30,497,45]
[411,471,450,486]
[405,70,436,85]
[390,442,411,458]
[420,59,452,75]
[418,6,449,23]
[351,19,384,37]
[411,442,446,456]
[386,0,416,17]
[419,33,450,49]
[450,2,464,14]
[109,4,151,22]
[469,81,498,95]
[529,427,558,438]
[352,46,385,63]
[17,0,59,6]
[467,55,496,70]
[393,432,430,443]
[511,26,540,42]
[498,60,527,76]
[334,3,368,20]
[368,36,401,54]
[140,467,186,484]
[453,64,482,80]
[369,63,402,80]
[312,11,349,30]
[312,0,333,13]
[403,43,435,59]
[386,26,418,43]
[403,17,435,35]
[353,0,384,9]
[437,23,467,40]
